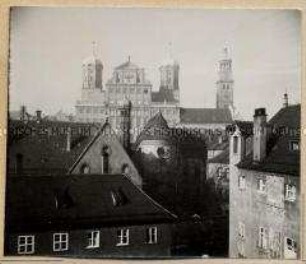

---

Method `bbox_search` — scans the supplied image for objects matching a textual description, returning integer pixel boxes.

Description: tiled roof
[238,105,300,176]
[180,108,232,124]
[6,174,177,232]
[151,88,177,103]
[7,120,100,175]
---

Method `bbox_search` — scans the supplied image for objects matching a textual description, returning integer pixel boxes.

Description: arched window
[80,163,90,174]
[121,164,130,175]
[101,146,110,174]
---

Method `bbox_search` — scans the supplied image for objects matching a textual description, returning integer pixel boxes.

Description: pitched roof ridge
[67,121,110,173]
[122,174,177,219]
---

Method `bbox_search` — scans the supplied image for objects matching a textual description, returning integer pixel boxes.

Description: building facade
[75,46,234,142]
[229,103,300,259]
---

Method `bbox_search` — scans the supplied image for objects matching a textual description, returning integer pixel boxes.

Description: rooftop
[6,174,177,233]
[180,108,232,125]
[238,105,300,176]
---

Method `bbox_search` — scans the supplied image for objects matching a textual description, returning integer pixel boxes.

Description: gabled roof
[135,112,172,145]
[180,108,232,124]
[7,120,100,176]
[6,174,177,233]
[238,105,300,176]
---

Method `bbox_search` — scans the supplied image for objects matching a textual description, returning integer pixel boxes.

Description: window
[117,229,129,246]
[258,227,268,249]
[53,233,69,252]
[101,146,110,174]
[146,227,158,244]
[285,237,297,254]
[80,164,90,174]
[233,136,238,154]
[238,175,246,190]
[86,231,100,248]
[238,222,245,239]
[18,235,35,254]
[111,188,128,207]
[285,184,296,202]
[121,164,130,175]
[258,178,266,193]
[289,140,299,151]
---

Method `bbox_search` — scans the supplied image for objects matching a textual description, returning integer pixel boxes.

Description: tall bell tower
[216,46,234,109]
[82,41,103,91]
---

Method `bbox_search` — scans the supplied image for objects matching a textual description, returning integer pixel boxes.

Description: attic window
[110,188,128,207]
[54,187,74,210]
[289,140,299,151]
[80,164,90,174]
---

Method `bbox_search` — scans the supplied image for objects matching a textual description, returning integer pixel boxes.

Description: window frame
[17,235,35,255]
[116,229,129,246]
[238,175,246,190]
[285,237,297,253]
[258,178,266,193]
[86,230,100,249]
[146,227,158,244]
[285,184,297,202]
[53,233,69,252]
[258,227,268,249]
[289,140,299,151]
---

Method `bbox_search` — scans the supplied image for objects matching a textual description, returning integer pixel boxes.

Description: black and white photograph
[5,7,301,259]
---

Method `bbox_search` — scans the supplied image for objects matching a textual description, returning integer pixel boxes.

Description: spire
[222,44,230,60]
[92,41,98,57]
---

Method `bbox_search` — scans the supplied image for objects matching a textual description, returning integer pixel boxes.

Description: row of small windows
[108,87,149,94]
[17,227,158,255]
[237,223,297,258]
[238,176,297,202]
[222,84,231,90]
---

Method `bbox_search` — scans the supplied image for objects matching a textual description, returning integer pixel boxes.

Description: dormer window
[289,140,299,151]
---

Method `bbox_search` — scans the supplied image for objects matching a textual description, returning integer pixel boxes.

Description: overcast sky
[9,7,301,120]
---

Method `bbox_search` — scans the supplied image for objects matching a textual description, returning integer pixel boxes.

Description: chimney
[283,93,289,108]
[253,108,267,163]
[36,110,42,121]
[66,127,71,152]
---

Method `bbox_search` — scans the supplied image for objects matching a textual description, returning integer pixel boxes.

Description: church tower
[82,42,103,91]
[159,42,180,102]
[216,46,234,109]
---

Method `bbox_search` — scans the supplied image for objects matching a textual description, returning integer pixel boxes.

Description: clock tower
[216,46,234,109]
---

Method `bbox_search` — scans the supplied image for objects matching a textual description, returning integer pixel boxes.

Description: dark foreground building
[5,174,177,257]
